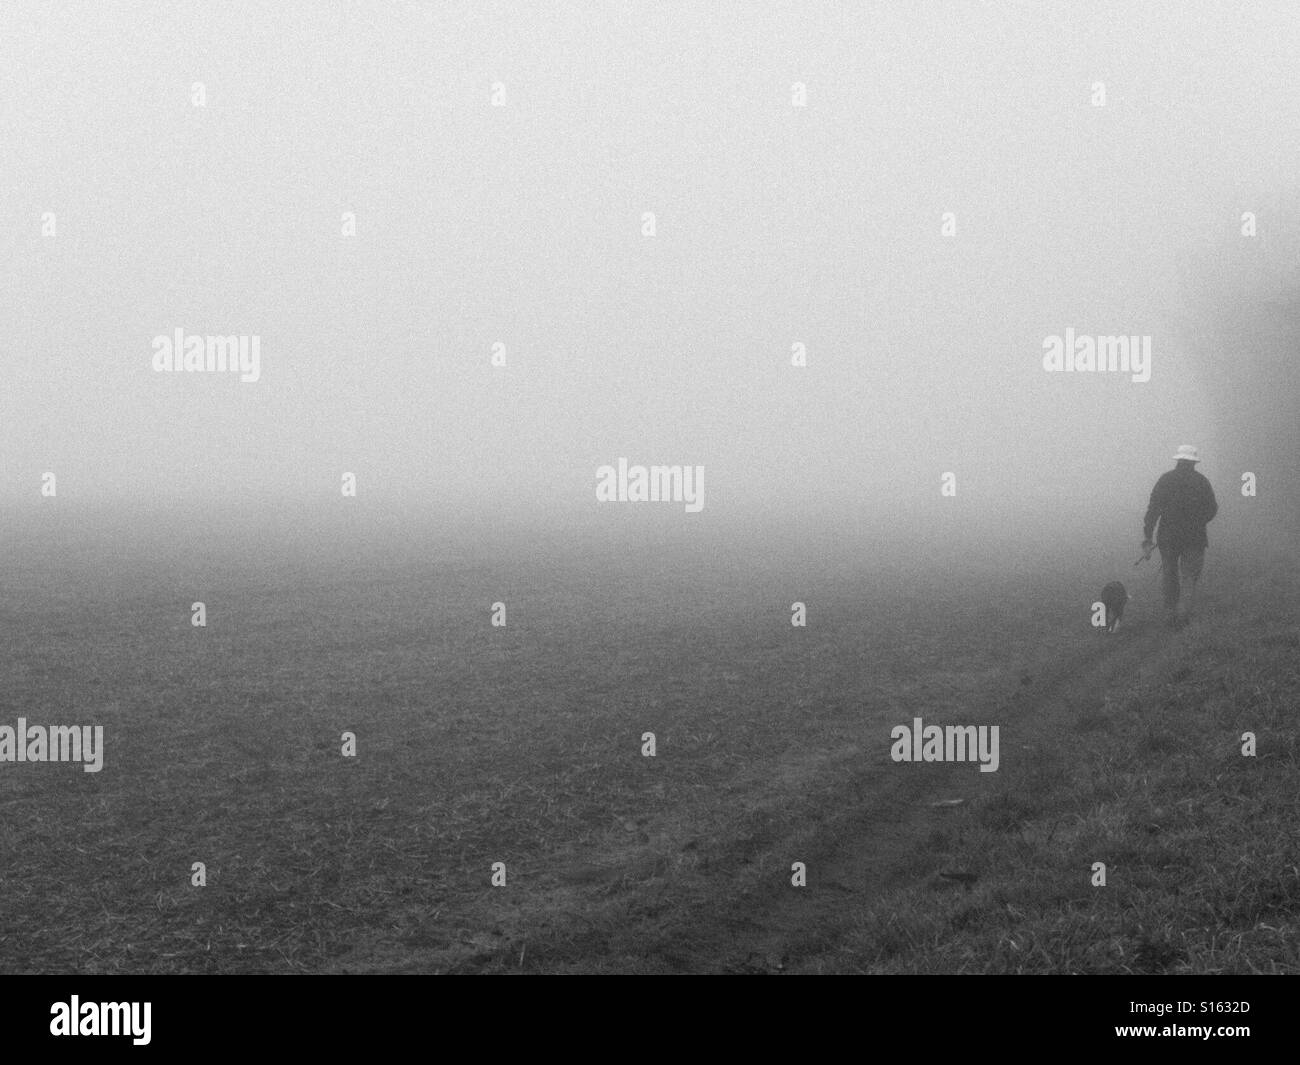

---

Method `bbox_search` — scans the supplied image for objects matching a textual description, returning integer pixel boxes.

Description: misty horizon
[3,1,1298,541]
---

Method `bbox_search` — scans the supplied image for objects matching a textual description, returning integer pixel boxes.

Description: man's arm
[1142,477,1165,543]
[1203,479,1218,524]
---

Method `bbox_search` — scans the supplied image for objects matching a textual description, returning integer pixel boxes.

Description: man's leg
[1159,545,1181,627]
[1179,548,1205,622]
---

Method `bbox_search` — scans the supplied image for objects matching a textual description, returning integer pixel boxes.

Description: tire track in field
[335,572,1268,973]
[618,611,1198,972]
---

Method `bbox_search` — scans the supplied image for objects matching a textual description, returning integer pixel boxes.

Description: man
[1141,445,1218,629]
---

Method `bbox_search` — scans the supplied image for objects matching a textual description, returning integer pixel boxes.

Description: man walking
[1141,445,1218,629]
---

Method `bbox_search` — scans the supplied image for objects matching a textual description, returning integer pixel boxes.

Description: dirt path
[604,613,1194,973]
[328,582,1243,974]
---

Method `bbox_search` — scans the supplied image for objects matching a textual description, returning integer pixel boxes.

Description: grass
[1,528,1296,973]
[830,573,1300,974]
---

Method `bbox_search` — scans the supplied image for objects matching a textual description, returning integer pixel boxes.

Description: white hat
[1173,444,1200,463]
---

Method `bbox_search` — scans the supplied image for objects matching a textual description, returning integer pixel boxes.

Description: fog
[3,1,1297,565]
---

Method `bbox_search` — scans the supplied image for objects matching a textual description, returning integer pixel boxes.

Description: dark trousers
[1159,544,1205,616]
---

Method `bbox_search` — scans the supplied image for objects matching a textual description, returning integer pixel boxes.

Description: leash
[1133,548,1164,574]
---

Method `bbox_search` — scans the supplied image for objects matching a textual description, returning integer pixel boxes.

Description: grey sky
[3,1,1297,537]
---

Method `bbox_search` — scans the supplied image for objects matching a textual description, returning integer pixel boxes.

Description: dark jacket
[1144,461,1218,549]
